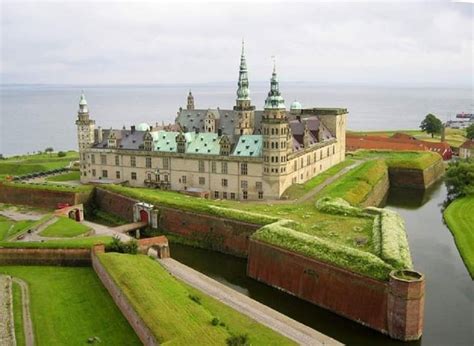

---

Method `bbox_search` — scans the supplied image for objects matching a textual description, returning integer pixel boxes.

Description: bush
[226,334,250,346]
[57,151,67,157]
[445,158,474,200]
[105,236,138,254]
[316,197,371,218]
[188,294,201,305]
[211,317,220,326]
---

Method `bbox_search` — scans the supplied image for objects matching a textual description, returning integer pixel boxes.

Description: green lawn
[0,151,78,178]
[444,196,474,279]
[282,159,355,199]
[99,253,295,345]
[0,266,140,345]
[0,236,113,249]
[349,150,441,170]
[3,181,93,193]
[39,217,91,238]
[12,281,25,346]
[45,171,81,182]
[0,219,36,241]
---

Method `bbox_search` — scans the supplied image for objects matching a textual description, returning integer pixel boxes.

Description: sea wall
[388,160,444,189]
[0,248,91,266]
[247,239,424,341]
[0,183,91,209]
[360,170,390,208]
[91,245,158,346]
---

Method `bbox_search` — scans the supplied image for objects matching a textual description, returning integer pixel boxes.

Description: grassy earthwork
[0,236,113,249]
[99,253,295,345]
[45,170,81,182]
[12,281,25,346]
[0,266,141,345]
[443,195,474,279]
[38,216,91,238]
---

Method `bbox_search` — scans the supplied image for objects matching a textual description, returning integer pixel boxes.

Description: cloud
[1,1,472,86]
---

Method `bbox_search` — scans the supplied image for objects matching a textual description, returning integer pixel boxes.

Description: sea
[1,83,472,156]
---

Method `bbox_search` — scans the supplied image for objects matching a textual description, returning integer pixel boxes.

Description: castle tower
[261,62,289,198]
[75,91,95,179]
[234,40,255,136]
[187,90,195,110]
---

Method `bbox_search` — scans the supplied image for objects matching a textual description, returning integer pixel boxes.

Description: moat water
[169,180,473,345]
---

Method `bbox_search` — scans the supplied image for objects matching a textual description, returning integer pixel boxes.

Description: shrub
[105,236,138,254]
[57,151,67,157]
[315,197,371,218]
[188,294,201,305]
[226,334,250,346]
[211,317,220,326]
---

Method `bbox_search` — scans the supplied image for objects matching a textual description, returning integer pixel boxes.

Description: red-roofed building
[346,133,453,160]
[460,140,474,159]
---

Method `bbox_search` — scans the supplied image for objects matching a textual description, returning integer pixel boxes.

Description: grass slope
[0,266,141,346]
[39,217,90,238]
[45,171,80,182]
[349,150,441,170]
[12,281,25,346]
[444,196,474,279]
[0,220,36,241]
[0,236,113,249]
[0,151,78,177]
[99,253,295,345]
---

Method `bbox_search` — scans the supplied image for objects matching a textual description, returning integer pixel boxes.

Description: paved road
[12,277,35,346]
[158,258,342,345]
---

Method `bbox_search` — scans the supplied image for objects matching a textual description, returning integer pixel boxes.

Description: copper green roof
[186,132,220,155]
[152,131,179,152]
[231,135,263,157]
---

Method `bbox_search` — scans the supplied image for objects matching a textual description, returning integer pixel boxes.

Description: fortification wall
[0,184,91,209]
[158,207,259,257]
[247,239,424,341]
[94,188,136,221]
[0,248,91,266]
[91,245,158,346]
[388,160,444,189]
[360,170,390,208]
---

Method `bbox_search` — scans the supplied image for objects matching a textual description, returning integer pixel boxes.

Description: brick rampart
[361,170,390,208]
[0,184,91,209]
[94,188,136,222]
[388,160,444,189]
[158,207,260,257]
[0,248,91,266]
[247,239,425,341]
[91,246,159,346]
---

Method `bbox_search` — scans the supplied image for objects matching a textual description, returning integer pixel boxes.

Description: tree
[420,113,443,138]
[44,147,54,156]
[466,123,474,140]
[57,151,66,157]
[445,159,474,200]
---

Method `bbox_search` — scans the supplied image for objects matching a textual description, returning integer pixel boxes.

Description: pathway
[158,258,341,345]
[0,275,15,346]
[82,221,132,241]
[12,278,35,346]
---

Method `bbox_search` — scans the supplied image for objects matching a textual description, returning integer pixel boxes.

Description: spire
[264,58,286,110]
[236,39,250,101]
[78,90,89,114]
[187,90,194,110]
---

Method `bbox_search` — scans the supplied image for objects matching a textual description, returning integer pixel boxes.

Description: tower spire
[78,90,89,114]
[265,58,286,110]
[236,39,250,101]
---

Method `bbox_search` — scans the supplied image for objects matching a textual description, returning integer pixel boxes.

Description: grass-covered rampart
[38,216,91,238]
[2,181,93,193]
[98,253,295,345]
[349,150,441,170]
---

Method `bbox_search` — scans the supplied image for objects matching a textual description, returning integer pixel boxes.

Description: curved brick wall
[0,248,91,266]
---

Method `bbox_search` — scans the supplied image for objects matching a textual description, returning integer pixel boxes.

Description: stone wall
[247,239,425,341]
[94,188,136,222]
[0,248,91,266]
[389,160,444,189]
[158,207,260,257]
[91,245,158,346]
[0,184,92,209]
[360,170,390,208]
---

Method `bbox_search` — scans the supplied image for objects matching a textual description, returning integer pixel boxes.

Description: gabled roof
[231,135,263,157]
[460,140,474,149]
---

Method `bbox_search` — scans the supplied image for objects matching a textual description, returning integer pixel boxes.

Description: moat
[170,180,473,345]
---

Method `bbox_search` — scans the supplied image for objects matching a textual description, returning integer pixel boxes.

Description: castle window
[294,161,297,170]
[275,142,279,149]
[116,171,120,179]
[221,179,228,187]
[275,128,279,135]
[214,191,219,199]
[147,173,151,181]
[163,157,169,170]
[241,163,248,175]
[211,161,216,173]
[130,156,136,167]
[100,155,107,165]
[102,170,108,178]
[320,151,323,160]
[333,145,335,155]
[146,157,152,168]
[115,155,120,166]
[92,169,96,177]
[258,191,263,199]
[164,175,169,182]
[221,162,228,174]
[327,147,330,156]
[307,156,310,165]
[271,128,275,135]
[230,193,236,200]
[314,153,317,161]
[198,160,205,173]
[131,172,137,180]
[223,192,228,199]
[300,158,303,167]
[241,180,248,189]
[243,191,248,200]
[182,176,187,184]
[256,181,262,190]
[199,177,205,185]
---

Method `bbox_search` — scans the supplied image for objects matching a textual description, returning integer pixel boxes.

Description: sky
[1,0,472,87]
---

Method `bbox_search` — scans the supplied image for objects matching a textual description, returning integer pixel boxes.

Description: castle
[76,43,347,200]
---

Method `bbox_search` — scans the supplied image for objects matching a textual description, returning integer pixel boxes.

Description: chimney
[131,125,136,133]
[296,115,301,122]
[96,127,103,143]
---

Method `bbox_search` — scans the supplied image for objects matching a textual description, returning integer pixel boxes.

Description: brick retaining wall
[94,188,136,222]
[0,248,91,266]
[389,160,444,189]
[91,245,158,346]
[361,171,390,208]
[247,239,424,341]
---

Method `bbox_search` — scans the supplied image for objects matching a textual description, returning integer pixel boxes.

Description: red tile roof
[460,140,474,149]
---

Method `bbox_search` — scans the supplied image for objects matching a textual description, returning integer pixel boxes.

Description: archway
[140,210,149,223]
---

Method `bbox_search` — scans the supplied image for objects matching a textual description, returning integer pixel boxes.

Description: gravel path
[0,275,16,346]
[12,278,35,346]
[158,258,341,345]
